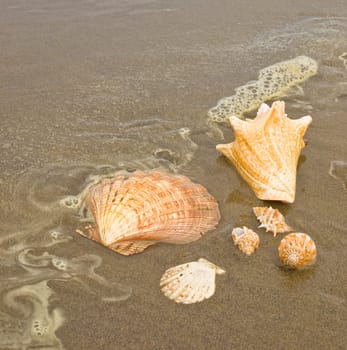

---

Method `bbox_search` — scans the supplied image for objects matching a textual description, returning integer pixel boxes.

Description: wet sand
[0,1,346,349]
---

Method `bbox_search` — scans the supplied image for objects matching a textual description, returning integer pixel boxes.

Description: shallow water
[0,0,346,349]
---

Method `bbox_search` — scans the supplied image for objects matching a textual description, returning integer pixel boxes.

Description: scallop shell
[253,206,292,237]
[160,258,226,304]
[78,171,220,255]
[231,226,259,255]
[278,233,317,268]
[216,101,312,203]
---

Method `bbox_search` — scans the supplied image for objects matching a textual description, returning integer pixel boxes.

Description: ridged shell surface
[253,206,292,237]
[216,101,312,203]
[231,227,260,255]
[278,233,317,268]
[80,171,221,255]
[160,258,225,304]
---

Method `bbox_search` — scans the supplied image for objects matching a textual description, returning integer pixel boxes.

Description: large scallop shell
[78,171,220,255]
[160,258,226,304]
[253,206,292,237]
[216,101,312,203]
[231,226,260,255]
[278,233,317,268]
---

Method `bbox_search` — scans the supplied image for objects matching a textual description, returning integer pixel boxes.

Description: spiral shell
[160,258,225,304]
[78,171,220,255]
[253,206,292,237]
[231,227,260,255]
[278,233,317,268]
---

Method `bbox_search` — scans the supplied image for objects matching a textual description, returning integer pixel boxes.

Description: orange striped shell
[278,233,317,268]
[78,171,220,255]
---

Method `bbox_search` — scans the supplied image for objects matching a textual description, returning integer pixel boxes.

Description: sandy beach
[0,1,346,349]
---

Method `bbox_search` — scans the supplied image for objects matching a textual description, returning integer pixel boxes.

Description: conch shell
[253,206,292,237]
[160,258,225,304]
[78,171,220,255]
[278,233,317,268]
[216,101,312,203]
[231,227,260,255]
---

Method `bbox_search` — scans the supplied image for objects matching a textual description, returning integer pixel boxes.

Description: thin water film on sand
[0,114,200,349]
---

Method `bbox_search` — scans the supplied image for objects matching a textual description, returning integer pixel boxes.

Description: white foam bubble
[59,195,82,209]
[48,229,72,246]
[1,281,65,349]
[51,257,68,271]
[207,55,318,124]
[0,241,132,349]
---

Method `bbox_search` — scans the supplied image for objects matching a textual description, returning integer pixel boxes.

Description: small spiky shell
[253,206,292,237]
[216,101,312,203]
[231,227,260,255]
[79,171,220,255]
[160,258,225,304]
[278,233,317,268]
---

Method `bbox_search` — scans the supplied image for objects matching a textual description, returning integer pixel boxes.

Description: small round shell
[231,227,260,255]
[160,258,225,304]
[278,233,317,268]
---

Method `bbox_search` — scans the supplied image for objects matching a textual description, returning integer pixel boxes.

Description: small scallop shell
[253,206,292,237]
[160,258,225,304]
[231,227,260,255]
[278,233,317,269]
